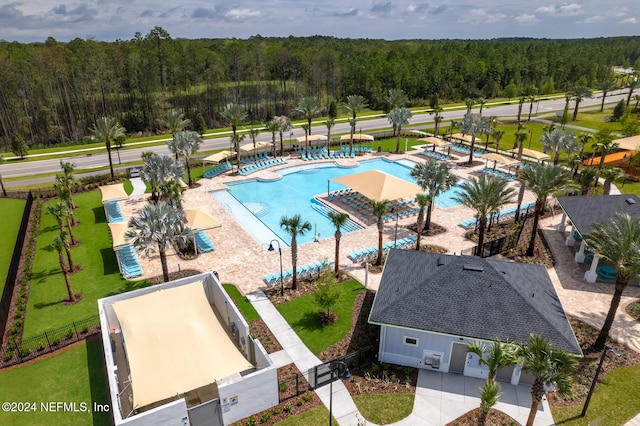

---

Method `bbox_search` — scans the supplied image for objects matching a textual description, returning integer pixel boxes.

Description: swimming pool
[212,159,464,246]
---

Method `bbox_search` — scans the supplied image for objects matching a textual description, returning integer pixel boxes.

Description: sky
[0,0,638,43]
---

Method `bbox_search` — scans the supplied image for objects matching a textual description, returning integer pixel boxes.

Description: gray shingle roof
[557,194,640,236]
[369,250,582,354]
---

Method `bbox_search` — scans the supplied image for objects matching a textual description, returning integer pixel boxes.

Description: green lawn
[0,198,26,288]
[0,338,112,426]
[276,280,365,354]
[23,191,149,338]
[222,284,259,322]
[274,406,333,425]
[551,364,640,426]
[353,393,415,425]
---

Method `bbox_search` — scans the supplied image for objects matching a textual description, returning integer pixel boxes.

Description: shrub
[14,310,23,320]
[303,390,312,402]
[296,399,303,407]
[81,326,89,334]
[13,319,22,328]
[261,412,271,423]
[315,272,342,323]
[65,329,74,340]
[246,416,257,426]
[272,407,281,415]
[283,402,292,413]
[279,382,288,392]
[19,347,31,358]
[4,350,14,362]
[371,363,379,373]
[37,344,45,352]
[51,338,60,347]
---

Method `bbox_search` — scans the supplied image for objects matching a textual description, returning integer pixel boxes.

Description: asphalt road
[1,90,631,187]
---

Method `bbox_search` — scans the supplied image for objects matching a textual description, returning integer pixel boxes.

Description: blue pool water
[214,159,464,246]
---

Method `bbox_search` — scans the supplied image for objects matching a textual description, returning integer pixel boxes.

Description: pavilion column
[557,212,567,232]
[565,224,575,246]
[584,255,600,283]
[574,241,586,263]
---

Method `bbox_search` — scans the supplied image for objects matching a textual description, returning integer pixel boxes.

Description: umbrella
[296,134,327,143]
[108,222,131,248]
[203,150,233,164]
[100,183,128,203]
[480,153,521,166]
[417,137,451,146]
[507,148,550,161]
[184,206,221,230]
[340,133,374,141]
[330,170,423,202]
[450,133,474,143]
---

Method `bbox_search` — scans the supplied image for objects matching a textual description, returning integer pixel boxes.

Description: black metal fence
[0,315,100,368]
[0,191,33,342]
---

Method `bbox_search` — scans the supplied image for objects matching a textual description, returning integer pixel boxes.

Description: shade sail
[184,206,221,230]
[296,134,327,143]
[450,133,474,143]
[108,222,131,248]
[331,170,423,202]
[111,281,253,409]
[340,133,374,141]
[417,136,451,146]
[100,184,128,203]
[507,148,550,161]
[203,150,233,164]
[614,135,640,151]
[480,153,521,166]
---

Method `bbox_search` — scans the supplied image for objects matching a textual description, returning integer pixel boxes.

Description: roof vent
[626,198,636,205]
[463,263,484,272]
[437,255,446,266]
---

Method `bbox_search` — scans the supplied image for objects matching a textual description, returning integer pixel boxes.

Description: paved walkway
[129,177,146,196]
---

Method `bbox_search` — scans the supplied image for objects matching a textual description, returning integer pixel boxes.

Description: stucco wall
[218,366,278,425]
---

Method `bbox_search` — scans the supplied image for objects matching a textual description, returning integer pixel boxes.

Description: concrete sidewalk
[129,177,146,196]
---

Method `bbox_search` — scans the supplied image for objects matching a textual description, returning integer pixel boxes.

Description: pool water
[215,159,464,246]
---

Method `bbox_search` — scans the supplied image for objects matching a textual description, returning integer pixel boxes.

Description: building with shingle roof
[368,249,581,384]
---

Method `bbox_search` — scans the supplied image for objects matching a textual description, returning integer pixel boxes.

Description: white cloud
[620,17,637,23]
[515,13,539,24]
[225,8,262,22]
[458,9,506,25]
[535,3,583,16]
[581,15,604,23]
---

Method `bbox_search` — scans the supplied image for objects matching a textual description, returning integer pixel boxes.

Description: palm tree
[327,211,349,275]
[578,167,598,195]
[171,130,202,186]
[57,161,78,210]
[598,81,617,112]
[0,155,7,197]
[592,130,619,170]
[387,89,408,134]
[410,159,458,231]
[492,129,505,153]
[483,116,497,150]
[478,380,501,426]
[573,133,593,177]
[248,127,260,162]
[276,116,292,155]
[467,340,518,383]
[519,333,577,426]
[454,175,515,257]
[599,167,624,195]
[91,116,126,180]
[159,178,187,209]
[301,123,310,157]
[387,107,413,153]
[295,97,321,135]
[414,194,430,250]
[433,111,444,137]
[52,234,77,303]
[568,85,593,121]
[626,77,639,107]
[527,95,536,121]
[517,96,526,122]
[540,128,578,165]
[343,95,368,156]
[368,199,391,266]
[518,163,573,256]
[464,97,475,114]
[458,113,492,165]
[280,214,312,290]
[583,213,640,349]
[230,133,246,170]
[46,201,76,246]
[141,154,184,203]
[560,94,571,127]
[164,109,190,134]
[324,118,335,155]
[477,97,487,116]
[126,203,191,282]
[222,103,248,166]
[265,119,281,157]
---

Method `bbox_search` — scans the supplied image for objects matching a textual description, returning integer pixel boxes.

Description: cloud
[406,3,429,14]
[515,14,539,24]
[224,8,262,22]
[330,8,359,18]
[139,9,153,18]
[620,17,637,23]
[581,15,604,23]
[50,3,98,22]
[458,9,506,25]
[371,1,392,16]
[0,3,24,21]
[535,3,583,16]
[430,5,447,15]
[191,6,227,20]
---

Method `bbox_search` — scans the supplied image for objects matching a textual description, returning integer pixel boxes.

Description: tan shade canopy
[111,281,253,409]
[184,206,221,230]
[239,142,271,152]
[614,135,640,151]
[108,222,131,248]
[296,134,327,143]
[417,137,451,146]
[507,148,550,161]
[450,133,474,143]
[480,153,521,166]
[340,133,374,141]
[100,184,128,203]
[331,170,423,202]
[203,150,233,164]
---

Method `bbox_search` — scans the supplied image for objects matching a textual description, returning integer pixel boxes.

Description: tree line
[1,28,639,150]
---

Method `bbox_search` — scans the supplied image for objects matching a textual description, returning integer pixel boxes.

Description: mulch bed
[407,221,447,237]
[249,318,283,354]
[446,407,521,425]
[264,271,352,306]
[625,299,640,321]
[343,362,418,396]
[147,269,203,285]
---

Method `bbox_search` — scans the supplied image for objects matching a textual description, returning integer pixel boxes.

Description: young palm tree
[568,85,593,121]
[414,194,430,250]
[598,81,617,112]
[477,97,487,116]
[91,116,126,180]
[518,163,573,256]
[247,127,260,162]
[301,123,310,157]
[280,214,312,290]
[295,97,321,135]
[578,167,598,195]
[573,133,593,177]
[230,133,246,170]
[53,234,77,303]
[519,333,577,426]
[158,178,186,209]
[387,107,413,153]
[164,109,191,134]
[368,199,391,266]
[222,103,248,166]
[276,116,292,155]
[57,161,78,210]
[527,95,536,121]
[465,97,475,114]
[324,118,335,155]
[592,130,619,170]
[430,104,444,137]
[56,229,75,273]
[454,175,515,257]
[141,154,184,203]
[583,213,640,349]
[410,159,458,231]
[387,89,408,135]
[327,211,349,275]
[343,95,368,156]
[458,113,492,165]
[171,130,202,186]
[46,201,76,246]
[126,203,191,282]
[483,116,497,150]
[599,167,624,195]
[540,128,577,165]
[478,380,501,426]
[517,96,526,122]
[492,129,505,153]
[265,118,281,157]
[626,77,639,107]
[467,340,518,383]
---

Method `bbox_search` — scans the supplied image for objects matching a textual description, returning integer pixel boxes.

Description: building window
[404,337,418,346]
